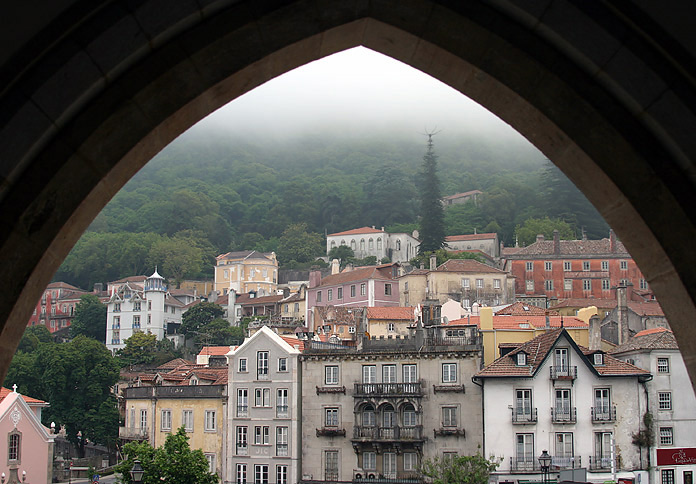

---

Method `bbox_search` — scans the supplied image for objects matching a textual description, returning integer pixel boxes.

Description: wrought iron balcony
[316,427,347,437]
[352,425,424,441]
[550,366,577,380]
[509,458,539,472]
[551,407,577,423]
[591,406,616,422]
[511,408,538,424]
[236,444,248,455]
[353,382,422,397]
[551,456,581,469]
[276,405,289,418]
[588,455,612,471]
[236,405,248,417]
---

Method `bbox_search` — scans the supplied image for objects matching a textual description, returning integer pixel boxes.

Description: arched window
[362,405,375,427]
[377,238,382,250]
[396,240,402,251]
[382,405,395,428]
[368,238,374,250]
[360,239,365,251]
[350,240,356,251]
[402,404,417,427]
[341,240,346,246]
[330,241,336,249]
[8,430,21,463]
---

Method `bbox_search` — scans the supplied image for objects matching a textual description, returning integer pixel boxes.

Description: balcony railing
[511,408,538,424]
[591,406,616,422]
[354,382,422,396]
[276,405,289,418]
[236,444,248,455]
[509,458,539,472]
[551,407,577,423]
[550,366,577,380]
[551,456,581,469]
[352,425,424,441]
[119,426,148,440]
[588,455,613,471]
[237,405,248,417]
[257,370,269,380]
[276,443,288,456]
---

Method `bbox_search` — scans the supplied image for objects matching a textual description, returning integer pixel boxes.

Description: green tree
[194,319,245,347]
[421,451,501,484]
[514,216,575,246]
[116,332,158,367]
[16,325,53,353]
[70,294,107,342]
[276,223,324,264]
[181,302,225,335]
[418,135,446,253]
[147,235,205,288]
[328,245,354,262]
[115,427,218,484]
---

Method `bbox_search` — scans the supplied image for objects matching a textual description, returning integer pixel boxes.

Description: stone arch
[1,1,696,387]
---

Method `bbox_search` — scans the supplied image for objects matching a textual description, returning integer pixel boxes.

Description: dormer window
[593,353,604,365]
[516,353,527,366]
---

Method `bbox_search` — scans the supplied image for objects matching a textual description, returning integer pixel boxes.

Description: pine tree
[418,134,446,253]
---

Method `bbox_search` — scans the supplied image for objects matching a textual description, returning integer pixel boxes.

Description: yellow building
[454,306,589,365]
[120,365,227,479]
[214,250,278,296]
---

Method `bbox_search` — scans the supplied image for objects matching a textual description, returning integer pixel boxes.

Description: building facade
[475,328,651,484]
[214,251,279,296]
[227,326,302,484]
[26,282,93,333]
[326,227,419,263]
[445,232,499,259]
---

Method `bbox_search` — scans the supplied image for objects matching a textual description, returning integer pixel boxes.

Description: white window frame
[325,365,339,385]
[545,261,552,271]
[658,357,670,373]
[659,392,672,410]
[161,409,172,431]
[238,358,247,372]
[278,357,288,372]
[660,427,674,446]
[564,261,571,271]
[204,410,216,432]
[442,363,457,383]
[182,409,194,432]
[404,452,418,471]
[442,406,458,427]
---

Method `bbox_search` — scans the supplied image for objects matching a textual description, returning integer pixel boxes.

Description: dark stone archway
[2,1,696,386]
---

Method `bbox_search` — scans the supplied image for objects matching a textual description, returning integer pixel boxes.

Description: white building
[474,328,652,484]
[226,326,302,484]
[105,269,184,353]
[326,227,419,263]
[611,328,696,484]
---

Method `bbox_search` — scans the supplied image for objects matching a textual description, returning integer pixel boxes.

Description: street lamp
[130,459,144,483]
[1,472,5,484]
[539,450,551,484]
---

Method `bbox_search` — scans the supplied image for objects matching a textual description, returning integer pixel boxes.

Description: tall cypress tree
[418,134,446,253]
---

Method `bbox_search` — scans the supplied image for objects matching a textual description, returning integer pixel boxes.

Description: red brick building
[26,282,107,333]
[502,230,650,301]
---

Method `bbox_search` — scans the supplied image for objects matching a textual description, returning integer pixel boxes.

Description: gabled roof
[231,325,301,356]
[506,237,629,256]
[109,275,148,285]
[446,233,497,242]
[475,328,650,378]
[215,250,273,261]
[496,302,558,316]
[367,306,417,321]
[0,387,46,405]
[317,266,395,287]
[328,226,384,236]
[436,259,506,274]
[47,281,85,291]
[156,358,194,370]
[610,327,679,354]
[236,294,283,305]
[199,346,235,357]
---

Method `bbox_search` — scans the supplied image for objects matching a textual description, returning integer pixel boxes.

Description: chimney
[582,227,587,241]
[479,307,493,331]
[617,283,629,344]
[610,229,617,253]
[331,259,340,275]
[429,254,437,270]
[536,234,545,243]
[545,311,550,329]
[93,282,103,293]
[309,270,322,288]
[589,314,601,350]
[553,230,560,255]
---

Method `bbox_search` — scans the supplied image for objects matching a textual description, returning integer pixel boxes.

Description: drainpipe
[472,376,485,457]
[640,377,653,479]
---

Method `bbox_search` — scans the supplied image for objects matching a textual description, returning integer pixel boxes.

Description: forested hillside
[54,128,608,289]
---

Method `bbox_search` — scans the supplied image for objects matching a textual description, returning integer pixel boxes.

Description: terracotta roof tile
[156,358,193,370]
[506,237,629,256]
[199,346,234,356]
[496,302,558,316]
[611,328,678,353]
[446,233,497,242]
[452,315,587,330]
[0,387,46,404]
[317,266,395,287]
[367,307,417,321]
[436,259,506,273]
[329,227,384,236]
[237,294,283,305]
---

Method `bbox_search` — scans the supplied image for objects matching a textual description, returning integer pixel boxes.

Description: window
[494,279,501,289]
[555,389,571,420]
[545,261,553,271]
[140,409,148,429]
[325,365,339,385]
[387,322,395,332]
[555,432,574,462]
[161,410,172,431]
[620,278,629,286]
[602,279,610,290]
[348,325,355,333]
[442,406,457,427]
[517,353,527,366]
[255,464,269,484]
[526,262,533,271]
[360,239,365,251]
[239,358,247,372]
[351,240,356,250]
[564,261,572,271]
[363,451,376,470]
[383,364,397,383]
[277,389,289,418]
[360,283,366,296]
[277,465,288,484]
[350,285,356,297]
[583,261,591,271]
[327,289,332,301]
[516,433,534,465]
[255,388,271,407]
[594,353,604,365]
[237,389,248,417]
[276,426,288,456]
[362,365,376,383]
[516,389,532,418]
[254,426,270,445]
[114,303,121,312]
[403,364,417,383]
[526,280,534,292]
[442,363,457,383]
[594,388,611,417]
[595,432,612,467]
[182,410,193,431]
[148,301,151,310]
[377,238,383,250]
[134,301,141,311]
[337,287,343,299]
[404,452,418,471]
[316,291,322,302]
[384,452,397,478]
[658,357,670,373]
[325,451,339,481]
[660,427,674,446]
[205,410,216,431]
[663,470,675,484]
[476,279,484,288]
[278,358,288,372]
[659,392,672,410]
[403,404,417,427]
[620,260,628,270]
[640,278,649,290]
[563,279,572,290]
[385,283,392,295]
[132,315,140,329]
[545,280,554,291]
[236,426,248,455]
[8,432,20,463]
[583,279,592,291]
[257,351,269,378]
[325,407,339,427]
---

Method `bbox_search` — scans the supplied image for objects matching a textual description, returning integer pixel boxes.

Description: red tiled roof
[108,275,148,284]
[280,336,304,349]
[505,237,629,256]
[367,307,416,321]
[496,302,558,316]
[0,388,46,405]
[317,266,395,287]
[549,298,664,316]
[446,233,497,242]
[443,190,482,200]
[215,250,274,261]
[452,315,588,330]
[236,294,283,305]
[156,358,194,370]
[47,281,85,291]
[634,327,670,337]
[199,346,233,357]
[436,259,506,274]
[329,227,384,236]
[611,327,678,353]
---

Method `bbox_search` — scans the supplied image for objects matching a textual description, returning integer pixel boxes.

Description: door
[555,389,571,420]
[555,348,569,374]
[516,389,532,421]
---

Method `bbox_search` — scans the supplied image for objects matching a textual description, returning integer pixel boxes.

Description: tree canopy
[116,332,159,367]
[421,451,501,484]
[514,216,575,246]
[418,135,446,253]
[275,223,325,264]
[180,302,225,335]
[70,294,107,342]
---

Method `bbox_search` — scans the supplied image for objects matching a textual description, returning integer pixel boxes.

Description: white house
[611,328,696,484]
[474,328,652,484]
[105,269,184,353]
[226,326,302,484]
[326,227,419,263]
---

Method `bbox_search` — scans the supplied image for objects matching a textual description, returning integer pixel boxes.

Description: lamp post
[130,459,144,483]
[539,450,551,484]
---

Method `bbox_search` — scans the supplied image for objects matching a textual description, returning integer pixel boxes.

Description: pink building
[0,387,54,483]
